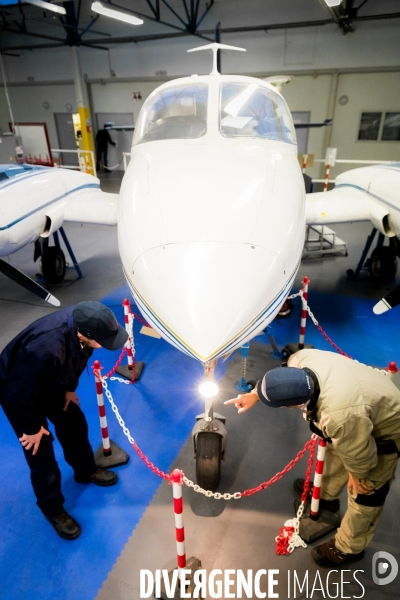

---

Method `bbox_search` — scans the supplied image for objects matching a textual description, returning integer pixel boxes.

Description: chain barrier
[240,436,316,497]
[132,311,151,328]
[99,374,317,499]
[102,312,139,384]
[290,289,390,375]
[102,345,127,379]
[275,435,318,554]
[100,375,172,482]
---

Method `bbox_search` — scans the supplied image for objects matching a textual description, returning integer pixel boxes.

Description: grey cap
[72,301,128,350]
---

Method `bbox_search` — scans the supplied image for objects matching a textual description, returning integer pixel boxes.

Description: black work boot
[45,510,81,540]
[312,539,364,568]
[293,478,340,512]
[75,468,118,487]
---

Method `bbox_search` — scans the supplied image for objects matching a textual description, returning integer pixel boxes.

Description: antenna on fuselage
[187,43,246,75]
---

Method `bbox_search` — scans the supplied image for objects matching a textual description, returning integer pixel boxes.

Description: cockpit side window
[134,84,208,145]
[219,83,296,145]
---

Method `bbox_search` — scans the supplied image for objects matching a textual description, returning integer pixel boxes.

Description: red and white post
[302,153,309,174]
[323,163,331,192]
[116,298,144,382]
[171,469,186,578]
[323,147,337,193]
[310,438,327,521]
[93,360,111,457]
[387,361,398,381]
[123,298,135,375]
[298,276,310,350]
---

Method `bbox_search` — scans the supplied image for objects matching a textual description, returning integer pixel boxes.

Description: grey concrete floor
[1,171,399,599]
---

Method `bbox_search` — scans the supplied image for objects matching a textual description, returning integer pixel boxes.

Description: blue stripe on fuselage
[335,183,400,214]
[0,167,53,190]
[0,183,100,231]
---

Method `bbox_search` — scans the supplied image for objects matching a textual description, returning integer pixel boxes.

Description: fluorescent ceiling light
[23,0,66,14]
[91,2,143,25]
[325,0,342,6]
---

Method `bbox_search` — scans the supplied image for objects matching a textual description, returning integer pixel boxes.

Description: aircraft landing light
[199,381,219,399]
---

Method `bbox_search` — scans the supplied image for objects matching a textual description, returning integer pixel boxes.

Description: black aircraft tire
[196,432,222,492]
[278,298,293,318]
[41,246,66,284]
[369,247,397,286]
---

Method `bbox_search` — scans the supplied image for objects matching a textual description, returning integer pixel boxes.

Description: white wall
[90,80,163,120]
[330,71,400,176]
[0,83,76,148]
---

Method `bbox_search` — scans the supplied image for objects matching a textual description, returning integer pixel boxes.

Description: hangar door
[291,111,310,155]
[54,113,79,167]
[95,113,134,171]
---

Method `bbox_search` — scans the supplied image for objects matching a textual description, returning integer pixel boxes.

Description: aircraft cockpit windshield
[134,84,208,145]
[220,82,296,144]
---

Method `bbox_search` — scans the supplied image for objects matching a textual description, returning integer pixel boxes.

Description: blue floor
[0,284,399,600]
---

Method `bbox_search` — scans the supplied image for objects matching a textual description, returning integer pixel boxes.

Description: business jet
[0,163,117,305]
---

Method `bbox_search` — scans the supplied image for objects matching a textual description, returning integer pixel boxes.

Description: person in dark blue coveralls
[95,125,116,171]
[0,301,128,540]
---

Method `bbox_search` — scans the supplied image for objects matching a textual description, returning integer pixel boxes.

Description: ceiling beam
[3,11,400,51]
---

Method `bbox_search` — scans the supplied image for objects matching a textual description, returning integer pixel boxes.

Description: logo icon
[372,551,398,586]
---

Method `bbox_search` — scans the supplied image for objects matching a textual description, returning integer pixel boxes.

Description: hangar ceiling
[0,0,399,53]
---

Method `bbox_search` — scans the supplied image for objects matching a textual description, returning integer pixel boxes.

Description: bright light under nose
[199,381,219,398]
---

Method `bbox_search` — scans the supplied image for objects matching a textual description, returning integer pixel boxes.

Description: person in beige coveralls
[225,349,400,568]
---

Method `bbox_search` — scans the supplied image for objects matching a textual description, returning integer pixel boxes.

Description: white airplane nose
[127,242,295,362]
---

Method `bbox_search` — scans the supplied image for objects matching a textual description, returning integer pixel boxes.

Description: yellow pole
[70,46,95,175]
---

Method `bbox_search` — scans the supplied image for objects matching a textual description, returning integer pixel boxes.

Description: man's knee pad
[355,480,390,507]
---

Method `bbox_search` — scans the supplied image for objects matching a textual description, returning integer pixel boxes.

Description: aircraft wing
[63,188,119,226]
[305,184,395,239]
[306,186,371,226]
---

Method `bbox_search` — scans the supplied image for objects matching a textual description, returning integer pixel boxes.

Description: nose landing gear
[192,360,226,492]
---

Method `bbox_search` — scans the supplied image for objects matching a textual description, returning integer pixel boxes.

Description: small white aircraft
[0,163,117,305]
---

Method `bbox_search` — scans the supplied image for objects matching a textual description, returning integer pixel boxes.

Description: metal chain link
[287,291,302,300]
[133,311,151,328]
[102,345,127,380]
[292,289,390,375]
[183,477,242,500]
[128,312,136,361]
[101,377,135,444]
[100,376,171,481]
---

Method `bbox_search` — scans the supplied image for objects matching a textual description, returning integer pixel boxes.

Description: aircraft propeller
[0,258,60,307]
[373,283,400,314]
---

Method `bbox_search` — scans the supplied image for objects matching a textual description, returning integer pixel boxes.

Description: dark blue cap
[73,301,128,350]
[258,367,313,407]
